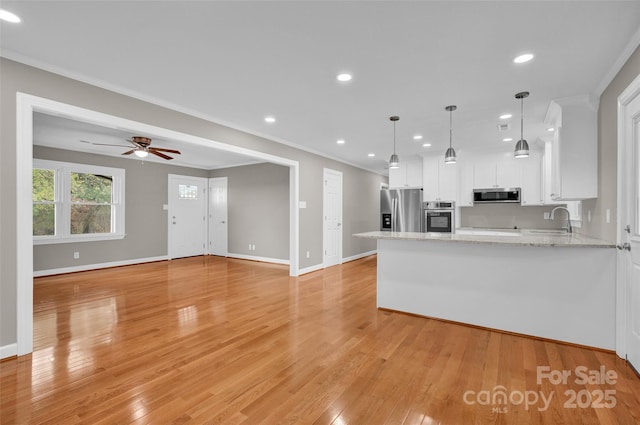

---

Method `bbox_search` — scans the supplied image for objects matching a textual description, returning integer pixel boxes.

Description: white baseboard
[33,255,169,277]
[342,250,377,263]
[226,253,290,265]
[0,343,17,359]
[298,263,324,275]
[297,251,376,276]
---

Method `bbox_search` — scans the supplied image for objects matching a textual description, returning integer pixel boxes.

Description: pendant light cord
[393,120,397,155]
[449,109,453,149]
[520,95,524,141]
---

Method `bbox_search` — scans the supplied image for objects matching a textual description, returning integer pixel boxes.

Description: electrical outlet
[588,210,592,222]
[73,251,80,260]
[606,209,611,223]
[543,212,550,220]
[249,244,252,250]
[306,251,310,258]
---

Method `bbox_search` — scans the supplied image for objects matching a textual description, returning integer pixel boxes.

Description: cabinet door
[406,159,423,188]
[439,161,458,201]
[496,162,522,188]
[388,166,405,188]
[459,162,474,207]
[521,158,543,206]
[473,163,496,189]
[422,157,439,201]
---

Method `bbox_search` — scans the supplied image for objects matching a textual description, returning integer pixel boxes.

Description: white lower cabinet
[422,156,458,202]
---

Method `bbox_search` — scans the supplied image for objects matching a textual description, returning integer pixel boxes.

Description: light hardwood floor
[1,255,640,424]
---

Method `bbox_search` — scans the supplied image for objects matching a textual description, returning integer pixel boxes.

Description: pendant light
[444,105,457,164]
[388,116,400,169]
[514,91,530,158]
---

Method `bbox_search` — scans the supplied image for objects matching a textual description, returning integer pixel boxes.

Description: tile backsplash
[460,204,567,230]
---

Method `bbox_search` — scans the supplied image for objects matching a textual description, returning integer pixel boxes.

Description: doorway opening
[15,93,300,356]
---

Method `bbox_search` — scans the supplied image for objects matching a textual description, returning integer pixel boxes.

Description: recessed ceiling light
[547,127,555,132]
[264,116,276,123]
[413,135,423,140]
[0,9,21,23]
[337,73,352,82]
[499,114,512,120]
[423,143,432,147]
[368,153,375,157]
[503,137,513,142]
[336,139,345,145]
[514,53,534,64]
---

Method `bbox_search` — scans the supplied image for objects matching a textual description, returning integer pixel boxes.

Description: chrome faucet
[550,206,572,234]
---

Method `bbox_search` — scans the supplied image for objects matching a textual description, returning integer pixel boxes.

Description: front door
[168,174,207,259]
[618,74,640,371]
[208,177,228,256]
[323,168,343,268]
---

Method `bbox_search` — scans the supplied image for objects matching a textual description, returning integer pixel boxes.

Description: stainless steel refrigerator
[380,188,423,232]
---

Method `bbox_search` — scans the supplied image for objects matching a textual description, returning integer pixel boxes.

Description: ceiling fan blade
[149,147,181,155]
[83,141,133,148]
[121,149,136,156]
[150,150,173,160]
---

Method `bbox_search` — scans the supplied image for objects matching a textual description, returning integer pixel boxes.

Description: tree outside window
[33,159,125,244]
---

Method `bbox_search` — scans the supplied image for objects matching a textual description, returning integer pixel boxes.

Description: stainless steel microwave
[473,188,521,204]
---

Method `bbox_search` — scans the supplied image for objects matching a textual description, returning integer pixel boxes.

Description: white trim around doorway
[15,92,300,357]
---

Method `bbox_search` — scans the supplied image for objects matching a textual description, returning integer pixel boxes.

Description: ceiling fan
[82,136,181,160]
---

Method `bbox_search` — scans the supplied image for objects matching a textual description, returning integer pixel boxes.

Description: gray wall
[0,58,386,346]
[32,146,209,271]
[209,163,290,260]
[460,204,566,230]
[1,58,384,348]
[582,45,640,242]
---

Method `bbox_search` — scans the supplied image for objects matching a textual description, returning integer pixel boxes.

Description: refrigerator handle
[392,198,397,232]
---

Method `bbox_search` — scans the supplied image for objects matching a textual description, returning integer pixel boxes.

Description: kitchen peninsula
[354,230,616,350]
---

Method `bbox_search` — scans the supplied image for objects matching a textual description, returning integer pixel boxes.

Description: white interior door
[618,74,640,371]
[208,177,228,256]
[168,175,207,259]
[323,168,343,268]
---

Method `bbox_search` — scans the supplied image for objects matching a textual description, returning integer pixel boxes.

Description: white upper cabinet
[520,155,544,206]
[472,158,522,189]
[458,160,475,207]
[545,96,598,200]
[422,156,457,201]
[389,158,423,188]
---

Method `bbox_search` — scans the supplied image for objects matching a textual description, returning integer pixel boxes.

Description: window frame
[33,159,125,245]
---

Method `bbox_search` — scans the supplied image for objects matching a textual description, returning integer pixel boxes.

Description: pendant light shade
[388,116,400,169]
[444,105,457,164]
[514,91,530,158]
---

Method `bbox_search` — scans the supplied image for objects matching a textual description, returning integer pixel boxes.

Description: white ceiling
[2,1,640,174]
[32,112,262,170]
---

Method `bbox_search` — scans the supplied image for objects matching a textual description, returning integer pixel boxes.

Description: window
[33,159,125,244]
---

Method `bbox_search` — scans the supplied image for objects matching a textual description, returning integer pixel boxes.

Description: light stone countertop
[353,229,615,248]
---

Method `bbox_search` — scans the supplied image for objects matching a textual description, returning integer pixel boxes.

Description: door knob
[616,243,631,251]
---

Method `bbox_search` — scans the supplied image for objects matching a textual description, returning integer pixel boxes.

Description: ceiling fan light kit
[514,91,530,158]
[388,116,400,169]
[444,105,457,164]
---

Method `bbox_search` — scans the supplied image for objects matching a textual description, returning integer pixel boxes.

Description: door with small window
[168,175,207,259]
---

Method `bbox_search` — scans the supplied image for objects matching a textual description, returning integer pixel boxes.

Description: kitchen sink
[524,229,571,235]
